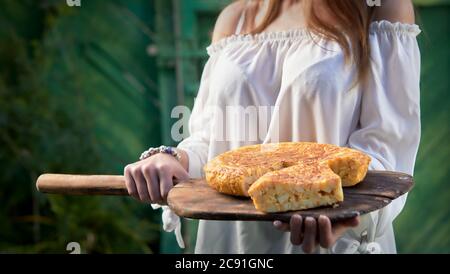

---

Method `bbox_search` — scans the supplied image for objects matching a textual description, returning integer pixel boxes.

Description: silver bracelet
[139,145,181,161]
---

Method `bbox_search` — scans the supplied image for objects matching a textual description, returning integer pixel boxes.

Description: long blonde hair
[250,0,376,83]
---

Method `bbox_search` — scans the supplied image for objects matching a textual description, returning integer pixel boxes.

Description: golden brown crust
[203,142,371,212]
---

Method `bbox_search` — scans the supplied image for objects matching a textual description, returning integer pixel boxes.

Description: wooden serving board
[167,171,414,222]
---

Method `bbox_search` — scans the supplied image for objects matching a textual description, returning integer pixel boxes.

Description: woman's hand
[124,151,189,204]
[273,215,360,253]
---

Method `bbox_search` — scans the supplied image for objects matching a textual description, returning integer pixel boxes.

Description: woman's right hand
[124,152,189,204]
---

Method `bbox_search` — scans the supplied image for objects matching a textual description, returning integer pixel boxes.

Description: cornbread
[203,142,371,212]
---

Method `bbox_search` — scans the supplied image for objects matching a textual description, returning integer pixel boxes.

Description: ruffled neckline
[207,20,421,56]
[369,20,421,35]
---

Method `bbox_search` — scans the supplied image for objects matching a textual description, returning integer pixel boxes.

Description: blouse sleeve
[347,21,422,238]
[177,55,218,178]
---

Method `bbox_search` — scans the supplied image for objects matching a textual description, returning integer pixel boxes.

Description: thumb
[332,216,360,237]
[343,216,360,228]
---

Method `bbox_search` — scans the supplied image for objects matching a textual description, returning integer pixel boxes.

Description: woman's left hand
[273,215,360,253]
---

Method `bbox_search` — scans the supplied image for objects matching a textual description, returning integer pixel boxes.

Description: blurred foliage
[414,0,450,6]
[394,6,450,254]
[0,0,161,253]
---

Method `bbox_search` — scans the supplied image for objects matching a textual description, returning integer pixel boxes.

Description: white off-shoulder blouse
[176,20,422,254]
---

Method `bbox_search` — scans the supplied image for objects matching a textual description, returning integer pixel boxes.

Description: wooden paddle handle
[36,174,184,196]
[37,174,129,196]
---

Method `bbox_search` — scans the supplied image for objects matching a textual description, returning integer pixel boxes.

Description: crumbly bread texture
[203,142,371,212]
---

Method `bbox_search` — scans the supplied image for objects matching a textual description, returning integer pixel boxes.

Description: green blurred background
[0,0,448,254]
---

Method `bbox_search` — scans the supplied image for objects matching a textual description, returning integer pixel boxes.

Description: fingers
[125,165,148,201]
[302,217,317,253]
[124,154,185,205]
[333,216,360,236]
[290,215,303,245]
[345,216,360,227]
[173,166,190,182]
[143,165,162,204]
[317,215,361,249]
[125,163,158,204]
[133,167,152,203]
[158,166,173,202]
[273,220,290,232]
[275,214,361,252]
[318,215,334,249]
[124,165,138,200]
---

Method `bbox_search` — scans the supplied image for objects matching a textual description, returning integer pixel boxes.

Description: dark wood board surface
[167,171,414,222]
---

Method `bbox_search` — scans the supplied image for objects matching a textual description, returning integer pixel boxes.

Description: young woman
[124,0,421,254]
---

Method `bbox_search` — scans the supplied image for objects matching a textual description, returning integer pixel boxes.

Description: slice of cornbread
[203,142,371,213]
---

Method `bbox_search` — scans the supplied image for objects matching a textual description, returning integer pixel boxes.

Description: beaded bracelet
[139,145,181,161]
